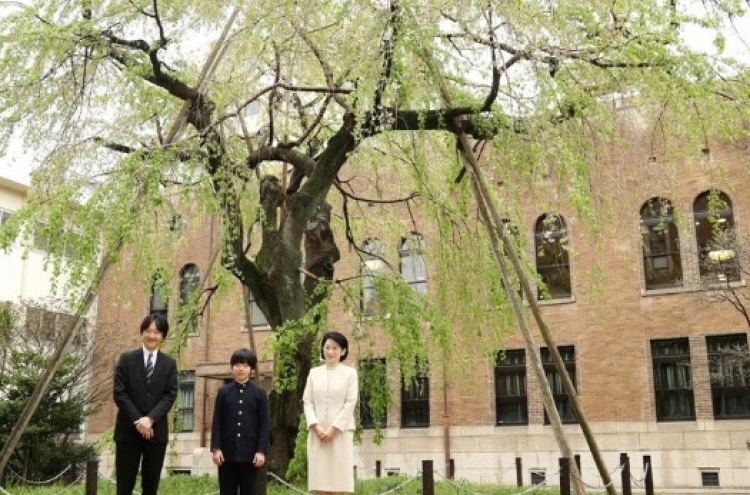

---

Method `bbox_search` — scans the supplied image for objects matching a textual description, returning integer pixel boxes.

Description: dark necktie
[145,353,154,383]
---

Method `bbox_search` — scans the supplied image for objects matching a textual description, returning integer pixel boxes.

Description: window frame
[399,234,427,294]
[361,238,385,316]
[706,333,750,419]
[494,349,528,425]
[534,214,572,300]
[651,338,696,421]
[541,345,577,424]
[175,370,196,432]
[693,190,738,283]
[641,197,683,290]
[149,274,169,319]
[246,298,270,329]
[401,368,430,428]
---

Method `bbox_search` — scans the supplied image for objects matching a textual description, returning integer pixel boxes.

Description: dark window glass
[651,338,695,421]
[641,198,683,290]
[707,334,750,419]
[401,369,429,428]
[359,358,388,429]
[531,471,546,485]
[495,349,528,425]
[541,346,577,424]
[534,214,571,300]
[701,472,720,487]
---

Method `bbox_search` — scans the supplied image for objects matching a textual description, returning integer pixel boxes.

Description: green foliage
[267,286,331,393]
[356,358,391,444]
[0,303,95,482]
[0,350,92,482]
[0,302,14,346]
[285,415,308,484]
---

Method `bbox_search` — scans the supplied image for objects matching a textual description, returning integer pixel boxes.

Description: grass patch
[1,473,596,495]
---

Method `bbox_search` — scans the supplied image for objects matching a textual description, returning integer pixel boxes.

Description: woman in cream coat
[303,331,359,495]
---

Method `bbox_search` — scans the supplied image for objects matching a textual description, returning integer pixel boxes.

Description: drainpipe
[442,348,451,477]
[200,214,216,447]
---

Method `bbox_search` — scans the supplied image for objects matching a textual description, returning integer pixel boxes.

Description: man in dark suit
[210,348,271,495]
[114,313,178,495]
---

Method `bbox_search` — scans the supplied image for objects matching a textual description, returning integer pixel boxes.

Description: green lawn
[1,474,601,495]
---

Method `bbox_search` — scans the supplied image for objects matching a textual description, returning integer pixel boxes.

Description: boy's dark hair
[230,348,258,369]
[140,313,170,339]
[319,331,349,361]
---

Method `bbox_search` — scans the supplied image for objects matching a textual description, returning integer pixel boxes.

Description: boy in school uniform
[210,348,271,495]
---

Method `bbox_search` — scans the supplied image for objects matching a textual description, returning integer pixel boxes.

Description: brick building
[85,105,750,491]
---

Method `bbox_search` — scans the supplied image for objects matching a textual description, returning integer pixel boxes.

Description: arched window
[361,239,385,315]
[179,264,201,333]
[693,190,737,282]
[534,214,571,300]
[399,234,427,294]
[641,197,682,290]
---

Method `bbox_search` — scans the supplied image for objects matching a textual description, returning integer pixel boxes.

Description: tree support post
[453,123,617,495]
[85,458,98,495]
[560,457,571,495]
[422,460,434,495]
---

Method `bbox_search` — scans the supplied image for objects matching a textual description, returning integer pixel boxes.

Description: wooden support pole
[560,457,571,495]
[422,460,434,495]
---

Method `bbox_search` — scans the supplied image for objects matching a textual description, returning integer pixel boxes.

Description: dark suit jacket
[210,381,270,463]
[113,348,178,444]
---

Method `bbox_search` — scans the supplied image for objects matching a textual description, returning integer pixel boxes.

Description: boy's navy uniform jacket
[210,380,271,462]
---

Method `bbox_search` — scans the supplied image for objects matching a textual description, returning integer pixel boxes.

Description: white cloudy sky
[0,3,749,186]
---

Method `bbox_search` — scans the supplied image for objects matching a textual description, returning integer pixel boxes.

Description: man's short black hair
[140,313,169,339]
[230,348,258,369]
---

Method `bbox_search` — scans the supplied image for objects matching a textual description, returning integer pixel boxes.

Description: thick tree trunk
[266,200,339,475]
[267,332,314,474]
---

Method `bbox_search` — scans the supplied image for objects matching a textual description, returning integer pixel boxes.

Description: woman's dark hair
[140,313,169,339]
[320,331,349,361]
[230,348,258,369]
